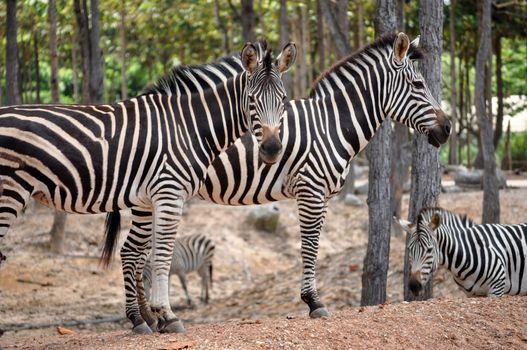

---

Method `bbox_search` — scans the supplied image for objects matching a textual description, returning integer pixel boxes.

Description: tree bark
[49,0,59,104]
[280,0,293,98]
[403,0,444,302]
[214,0,231,56]
[336,0,349,45]
[319,0,351,57]
[316,0,326,72]
[360,0,395,307]
[74,0,91,104]
[353,0,365,50]
[33,31,41,104]
[72,36,80,102]
[6,0,21,105]
[493,34,504,149]
[241,0,256,43]
[89,0,104,103]
[476,0,500,223]
[119,3,128,100]
[448,0,458,165]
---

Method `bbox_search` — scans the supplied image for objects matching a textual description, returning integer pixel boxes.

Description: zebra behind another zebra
[0,42,296,334]
[396,208,527,297]
[106,32,451,319]
[143,233,215,306]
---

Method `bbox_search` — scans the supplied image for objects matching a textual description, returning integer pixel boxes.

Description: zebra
[106,32,451,319]
[0,41,297,334]
[143,233,215,306]
[395,208,527,297]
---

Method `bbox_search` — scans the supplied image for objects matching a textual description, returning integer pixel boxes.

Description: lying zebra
[143,233,215,306]
[396,208,527,297]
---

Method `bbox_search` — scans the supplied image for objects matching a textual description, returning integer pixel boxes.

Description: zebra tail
[100,211,121,268]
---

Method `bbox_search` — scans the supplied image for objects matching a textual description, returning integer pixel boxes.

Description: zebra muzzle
[259,127,283,165]
[409,274,423,296]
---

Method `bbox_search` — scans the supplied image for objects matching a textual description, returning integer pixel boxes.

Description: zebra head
[386,32,451,148]
[241,42,297,165]
[395,209,441,296]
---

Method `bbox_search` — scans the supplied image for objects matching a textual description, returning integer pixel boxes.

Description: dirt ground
[1,174,526,349]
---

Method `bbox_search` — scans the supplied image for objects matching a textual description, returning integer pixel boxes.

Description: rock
[344,194,364,206]
[443,164,468,175]
[454,169,507,189]
[354,182,369,195]
[246,204,280,233]
[442,185,464,193]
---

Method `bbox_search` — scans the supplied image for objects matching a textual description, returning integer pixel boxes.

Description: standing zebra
[396,208,527,297]
[143,233,215,306]
[108,32,451,319]
[0,42,297,334]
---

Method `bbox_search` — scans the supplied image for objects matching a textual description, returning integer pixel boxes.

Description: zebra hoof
[309,307,330,318]
[160,319,186,333]
[132,322,153,335]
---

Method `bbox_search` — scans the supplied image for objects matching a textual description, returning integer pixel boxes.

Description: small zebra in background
[396,208,527,297]
[143,233,214,306]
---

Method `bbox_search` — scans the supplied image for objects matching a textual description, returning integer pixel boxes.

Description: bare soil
[1,176,526,349]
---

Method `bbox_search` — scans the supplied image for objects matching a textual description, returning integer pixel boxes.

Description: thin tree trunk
[316,0,325,72]
[6,0,21,105]
[33,31,41,103]
[241,0,256,42]
[280,0,293,98]
[448,0,458,165]
[336,0,349,46]
[119,3,128,100]
[476,0,500,223]
[319,0,351,57]
[493,34,504,149]
[72,37,80,103]
[49,212,67,254]
[89,0,104,103]
[353,0,365,50]
[360,0,395,307]
[403,0,444,302]
[74,0,91,104]
[49,0,59,104]
[214,0,230,55]
[502,121,512,171]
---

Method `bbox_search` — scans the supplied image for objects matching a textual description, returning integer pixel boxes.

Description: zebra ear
[241,42,258,75]
[430,213,441,231]
[411,36,420,48]
[276,42,297,74]
[393,32,410,65]
[393,216,414,234]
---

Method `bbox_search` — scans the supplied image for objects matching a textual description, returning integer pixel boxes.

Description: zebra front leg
[149,193,185,333]
[120,208,155,334]
[296,194,330,318]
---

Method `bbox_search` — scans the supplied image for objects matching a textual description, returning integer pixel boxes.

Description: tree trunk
[493,34,504,149]
[72,36,80,102]
[353,0,365,50]
[476,0,500,223]
[214,0,231,55]
[403,0,444,302]
[319,0,351,57]
[49,0,59,104]
[336,0,349,46]
[6,0,21,105]
[89,0,104,103]
[33,31,41,104]
[502,121,512,171]
[49,212,67,254]
[465,57,472,168]
[241,0,256,43]
[119,3,128,100]
[448,0,458,165]
[360,0,395,307]
[74,0,91,104]
[396,0,405,30]
[280,0,293,98]
[316,0,325,73]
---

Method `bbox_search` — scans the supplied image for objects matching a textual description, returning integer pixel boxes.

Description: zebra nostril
[444,121,451,135]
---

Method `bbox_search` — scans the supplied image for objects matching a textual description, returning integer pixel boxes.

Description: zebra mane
[142,41,269,97]
[310,32,423,97]
[419,207,475,228]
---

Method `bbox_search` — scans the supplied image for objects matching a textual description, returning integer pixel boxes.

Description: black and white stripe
[397,207,527,297]
[0,42,295,334]
[195,33,451,317]
[143,233,215,306]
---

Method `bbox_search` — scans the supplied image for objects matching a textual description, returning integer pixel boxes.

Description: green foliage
[499,38,527,97]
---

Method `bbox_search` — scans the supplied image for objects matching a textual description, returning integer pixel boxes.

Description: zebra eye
[413,81,425,89]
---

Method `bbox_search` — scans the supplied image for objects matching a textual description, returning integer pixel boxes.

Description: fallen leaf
[160,340,198,350]
[349,263,360,272]
[56,326,75,335]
